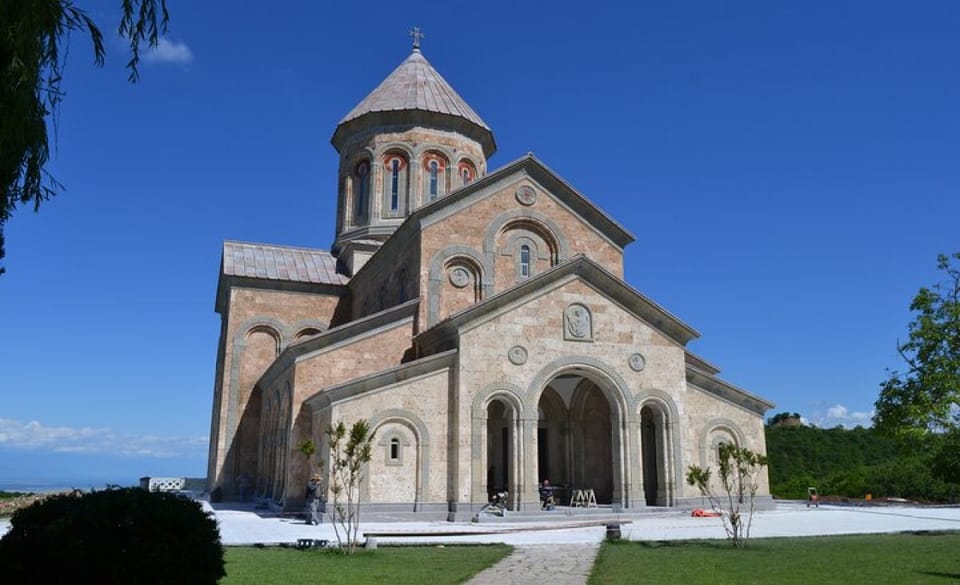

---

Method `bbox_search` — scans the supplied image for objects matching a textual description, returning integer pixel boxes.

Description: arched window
[390,159,400,211]
[389,437,400,461]
[353,161,369,218]
[382,153,408,216]
[520,245,531,279]
[422,154,447,203]
[429,160,439,200]
[458,160,476,186]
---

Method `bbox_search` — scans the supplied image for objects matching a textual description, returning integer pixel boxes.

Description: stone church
[207,40,774,519]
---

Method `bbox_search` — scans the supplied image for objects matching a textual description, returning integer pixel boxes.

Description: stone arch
[498,219,560,267]
[471,383,525,508]
[363,410,431,511]
[456,157,478,186]
[427,246,494,326]
[698,417,746,468]
[246,324,282,355]
[525,356,634,418]
[227,318,285,499]
[374,142,415,160]
[483,208,571,268]
[525,357,634,509]
[420,149,451,205]
[292,319,328,341]
[636,389,682,507]
[347,156,372,225]
[380,148,412,217]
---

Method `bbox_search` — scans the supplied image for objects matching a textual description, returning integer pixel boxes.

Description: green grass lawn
[222,544,512,585]
[589,532,960,585]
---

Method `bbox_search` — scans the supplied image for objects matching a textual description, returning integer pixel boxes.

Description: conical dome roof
[332,49,496,158]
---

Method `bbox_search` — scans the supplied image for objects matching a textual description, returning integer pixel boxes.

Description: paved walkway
[464,543,600,585]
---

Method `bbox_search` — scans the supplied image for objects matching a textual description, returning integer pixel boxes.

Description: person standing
[305,474,323,525]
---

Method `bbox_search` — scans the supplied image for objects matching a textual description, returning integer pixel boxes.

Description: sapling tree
[686,443,768,547]
[325,419,374,554]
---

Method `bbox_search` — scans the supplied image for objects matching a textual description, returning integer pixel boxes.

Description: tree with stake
[686,443,768,547]
[325,419,374,554]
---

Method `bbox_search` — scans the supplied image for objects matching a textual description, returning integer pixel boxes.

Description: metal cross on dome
[409,26,425,50]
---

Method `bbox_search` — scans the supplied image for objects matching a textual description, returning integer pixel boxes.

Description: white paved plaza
[3,501,959,547]
[209,501,960,546]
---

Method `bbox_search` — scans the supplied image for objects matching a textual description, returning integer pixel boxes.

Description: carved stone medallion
[507,345,528,365]
[449,266,471,288]
[515,185,537,206]
[563,303,592,341]
[628,353,646,372]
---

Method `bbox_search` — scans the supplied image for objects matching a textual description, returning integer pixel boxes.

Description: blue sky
[1,0,958,487]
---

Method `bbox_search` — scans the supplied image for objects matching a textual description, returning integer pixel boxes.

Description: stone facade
[207,46,775,519]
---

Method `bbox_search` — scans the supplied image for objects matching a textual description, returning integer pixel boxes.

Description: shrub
[0,487,225,585]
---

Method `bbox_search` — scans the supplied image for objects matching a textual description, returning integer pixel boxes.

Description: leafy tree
[686,443,768,547]
[874,252,960,480]
[325,419,375,554]
[767,412,803,426]
[1,0,169,274]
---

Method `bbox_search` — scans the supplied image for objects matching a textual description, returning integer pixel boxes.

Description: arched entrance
[486,399,516,503]
[536,373,619,505]
[640,403,668,506]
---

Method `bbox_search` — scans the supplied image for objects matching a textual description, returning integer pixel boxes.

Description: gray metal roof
[222,241,349,285]
[339,49,490,131]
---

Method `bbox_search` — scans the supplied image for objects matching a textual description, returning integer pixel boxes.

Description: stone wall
[208,284,342,495]
[419,178,625,329]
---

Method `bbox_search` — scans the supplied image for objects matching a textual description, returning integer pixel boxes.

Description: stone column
[519,415,539,511]
[470,413,487,506]
[625,417,644,508]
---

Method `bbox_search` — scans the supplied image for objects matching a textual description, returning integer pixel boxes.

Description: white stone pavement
[3,502,959,546]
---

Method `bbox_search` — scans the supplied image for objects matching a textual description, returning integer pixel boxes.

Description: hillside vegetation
[765,419,959,502]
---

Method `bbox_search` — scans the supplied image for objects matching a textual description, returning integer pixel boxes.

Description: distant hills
[765,415,958,502]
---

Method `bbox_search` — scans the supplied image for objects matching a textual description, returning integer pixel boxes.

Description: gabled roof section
[332,49,495,157]
[222,241,349,286]
[257,300,419,391]
[416,154,634,248]
[416,254,699,349]
[350,154,635,278]
[686,366,775,416]
[305,349,457,411]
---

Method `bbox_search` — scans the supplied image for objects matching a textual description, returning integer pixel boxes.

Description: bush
[0,487,225,585]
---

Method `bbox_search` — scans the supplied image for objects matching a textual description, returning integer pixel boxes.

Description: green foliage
[590,533,960,585]
[874,252,960,478]
[767,412,803,426]
[765,423,959,501]
[932,428,960,484]
[297,438,316,458]
[221,545,513,585]
[686,443,768,547]
[326,419,375,554]
[0,487,225,585]
[0,0,168,274]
